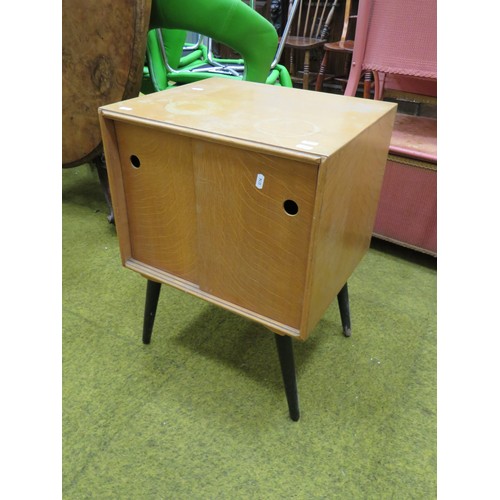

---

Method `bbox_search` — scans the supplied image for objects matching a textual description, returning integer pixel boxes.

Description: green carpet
[63,165,437,499]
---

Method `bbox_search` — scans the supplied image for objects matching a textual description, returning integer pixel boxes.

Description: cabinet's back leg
[274,333,300,421]
[337,282,352,337]
[143,280,162,344]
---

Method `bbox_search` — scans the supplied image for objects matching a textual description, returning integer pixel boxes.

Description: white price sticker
[255,173,265,189]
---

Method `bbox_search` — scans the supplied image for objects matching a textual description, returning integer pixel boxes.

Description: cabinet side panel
[98,114,132,265]
[113,122,198,284]
[303,111,396,337]
[194,141,318,330]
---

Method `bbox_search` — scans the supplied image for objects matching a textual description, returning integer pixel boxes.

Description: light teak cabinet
[99,78,396,419]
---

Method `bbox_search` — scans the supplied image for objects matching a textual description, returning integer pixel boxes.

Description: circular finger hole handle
[130,154,141,168]
[283,199,299,216]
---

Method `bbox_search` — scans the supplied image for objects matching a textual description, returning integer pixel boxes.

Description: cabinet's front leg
[274,333,300,421]
[337,282,352,337]
[143,280,162,344]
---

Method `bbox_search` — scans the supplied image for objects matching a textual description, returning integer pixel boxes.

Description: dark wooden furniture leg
[143,280,162,344]
[274,333,300,421]
[94,154,115,224]
[337,282,351,337]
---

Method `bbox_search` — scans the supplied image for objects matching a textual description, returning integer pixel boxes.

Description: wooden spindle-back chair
[315,0,360,93]
[283,0,339,89]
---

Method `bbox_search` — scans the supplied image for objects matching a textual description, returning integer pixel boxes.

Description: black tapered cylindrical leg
[275,333,300,421]
[337,282,351,337]
[143,280,162,344]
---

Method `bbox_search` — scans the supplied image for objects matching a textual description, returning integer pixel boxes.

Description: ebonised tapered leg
[337,282,351,337]
[143,280,162,344]
[275,334,300,421]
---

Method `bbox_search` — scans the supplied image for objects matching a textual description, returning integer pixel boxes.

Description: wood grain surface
[99,78,397,339]
[62,0,151,167]
[113,122,199,284]
[194,141,318,328]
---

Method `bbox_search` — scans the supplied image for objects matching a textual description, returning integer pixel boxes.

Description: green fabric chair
[147,29,292,88]
[143,0,294,90]
[150,0,278,83]
[142,29,209,93]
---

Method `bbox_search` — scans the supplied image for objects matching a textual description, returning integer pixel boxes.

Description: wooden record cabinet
[99,77,396,419]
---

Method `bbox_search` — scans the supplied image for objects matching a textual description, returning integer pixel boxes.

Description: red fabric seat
[390,114,437,164]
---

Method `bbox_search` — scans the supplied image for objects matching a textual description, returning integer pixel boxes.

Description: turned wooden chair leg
[315,50,329,91]
[143,279,162,344]
[337,282,352,337]
[303,50,310,89]
[275,334,300,421]
[289,49,295,77]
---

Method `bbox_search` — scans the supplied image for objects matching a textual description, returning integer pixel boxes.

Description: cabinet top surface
[100,78,396,159]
